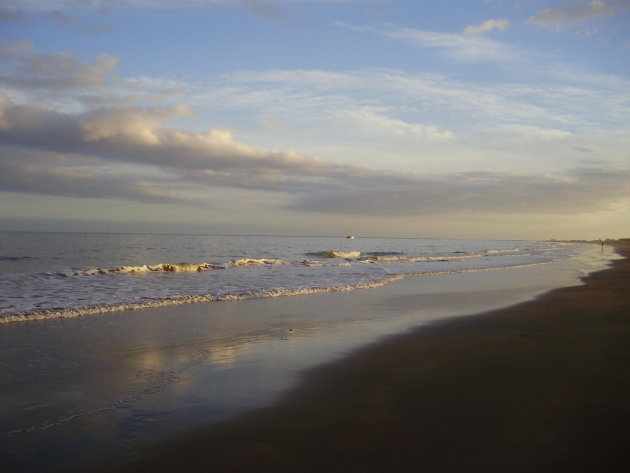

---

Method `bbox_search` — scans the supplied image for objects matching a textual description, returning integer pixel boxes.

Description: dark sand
[108,245,630,473]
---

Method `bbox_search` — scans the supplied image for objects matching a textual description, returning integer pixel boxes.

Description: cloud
[0,42,119,90]
[528,1,630,30]
[502,124,572,141]
[292,168,630,216]
[243,0,285,19]
[210,67,608,134]
[5,44,626,150]
[6,0,298,21]
[0,148,200,205]
[0,94,363,195]
[336,21,521,63]
[1,94,628,216]
[43,10,116,34]
[343,107,455,141]
[0,41,33,61]
[0,0,350,12]
[464,18,510,34]
[0,8,23,21]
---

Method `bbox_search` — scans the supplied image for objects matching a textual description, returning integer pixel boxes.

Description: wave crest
[226,258,286,266]
[307,250,362,259]
[76,262,223,275]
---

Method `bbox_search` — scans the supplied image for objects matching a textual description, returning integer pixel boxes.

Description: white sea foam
[0,274,404,324]
[363,255,456,263]
[0,261,556,325]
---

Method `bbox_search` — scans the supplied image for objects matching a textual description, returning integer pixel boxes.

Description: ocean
[1,232,575,323]
[0,232,615,472]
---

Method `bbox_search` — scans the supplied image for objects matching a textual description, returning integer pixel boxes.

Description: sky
[0,0,628,239]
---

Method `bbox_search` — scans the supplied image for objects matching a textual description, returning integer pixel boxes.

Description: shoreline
[99,244,629,473]
[1,247,576,326]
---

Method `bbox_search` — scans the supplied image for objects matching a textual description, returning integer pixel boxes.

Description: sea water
[1,232,572,323]
[0,232,615,472]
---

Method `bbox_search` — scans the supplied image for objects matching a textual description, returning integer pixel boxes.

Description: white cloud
[464,18,510,34]
[159,66,629,179]
[78,104,193,143]
[5,44,627,149]
[336,21,521,62]
[343,107,455,141]
[206,67,621,135]
[502,124,572,141]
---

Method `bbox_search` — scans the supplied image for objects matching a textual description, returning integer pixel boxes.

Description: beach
[84,243,629,473]
[0,239,626,473]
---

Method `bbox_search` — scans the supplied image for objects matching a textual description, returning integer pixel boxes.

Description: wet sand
[105,244,630,473]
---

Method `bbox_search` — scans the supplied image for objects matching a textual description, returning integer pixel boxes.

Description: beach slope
[112,246,630,473]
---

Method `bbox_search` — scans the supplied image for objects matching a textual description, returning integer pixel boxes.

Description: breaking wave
[0,237,570,325]
[11,247,535,279]
[306,250,362,259]
[0,261,553,324]
[73,259,287,276]
[78,262,224,275]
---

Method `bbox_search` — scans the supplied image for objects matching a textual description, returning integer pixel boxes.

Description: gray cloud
[44,10,116,34]
[0,94,361,179]
[292,168,630,215]
[0,8,23,21]
[528,1,630,30]
[0,42,119,90]
[0,94,365,197]
[0,148,201,204]
[243,0,285,19]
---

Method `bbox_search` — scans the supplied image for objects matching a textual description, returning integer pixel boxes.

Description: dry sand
[104,245,629,473]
